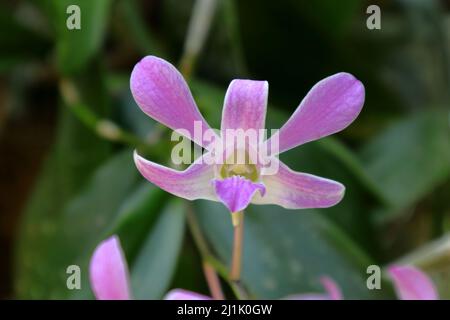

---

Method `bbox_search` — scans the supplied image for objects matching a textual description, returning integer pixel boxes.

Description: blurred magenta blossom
[130,56,365,213]
[88,235,340,300]
[89,235,438,300]
[387,265,438,300]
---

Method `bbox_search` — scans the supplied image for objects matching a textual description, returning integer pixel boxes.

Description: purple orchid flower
[130,56,365,213]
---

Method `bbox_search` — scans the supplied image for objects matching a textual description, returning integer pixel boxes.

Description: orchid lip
[213,176,266,213]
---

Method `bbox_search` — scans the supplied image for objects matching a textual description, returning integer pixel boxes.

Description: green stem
[179,0,218,80]
[202,261,225,300]
[59,79,154,155]
[230,211,244,281]
[185,205,247,299]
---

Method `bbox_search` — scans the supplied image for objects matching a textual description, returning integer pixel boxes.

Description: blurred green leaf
[116,88,157,139]
[117,0,165,57]
[110,183,208,297]
[287,0,362,39]
[73,183,177,300]
[14,108,112,298]
[130,200,185,299]
[14,61,116,298]
[280,139,382,254]
[361,110,450,222]
[38,0,111,74]
[110,183,166,262]
[195,201,389,299]
[16,149,137,299]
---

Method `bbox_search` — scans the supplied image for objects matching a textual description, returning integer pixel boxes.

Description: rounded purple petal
[221,79,268,132]
[130,56,216,149]
[267,72,365,154]
[213,176,266,212]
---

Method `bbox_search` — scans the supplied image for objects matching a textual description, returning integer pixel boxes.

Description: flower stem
[59,79,157,156]
[202,261,225,300]
[230,211,244,282]
[185,205,248,299]
[179,0,218,80]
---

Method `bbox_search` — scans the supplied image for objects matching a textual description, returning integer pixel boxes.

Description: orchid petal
[320,276,343,300]
[284,294,332,300]
[267,73,364,154]
[130,56,217,149]
[164,289,211,300]
[388,265,438,300]
[221,80,268,133]
[213,176,265,212]
[283,276,342,300]
[252,160,344,209]
[134,151,216,201]
[89,236,131,300]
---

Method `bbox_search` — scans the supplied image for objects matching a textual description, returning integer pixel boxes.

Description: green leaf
[16,149,137,299]
[195,201,389,299]
[280,139,383,253]
[39,0,111,74]
[130,200,185,299]
[14,106,111,298]
[109,183,167,262]
[70,182,173,299]
[361,110,450,222]
[287,0,362,39]
[117,0,165,56]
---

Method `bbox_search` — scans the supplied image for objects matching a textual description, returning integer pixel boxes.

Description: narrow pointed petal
[134,151,217,201]
[252,160,345,209]
[221,80,268,133]
[213,176,265,212]
[164,289,211,300]
[89,236,131,300]
[266,73,364,154]
[283,276,342,300]
[320,276,343,300]
[388,265,438,300]
[130,56,217,148]
[284,294,332,300]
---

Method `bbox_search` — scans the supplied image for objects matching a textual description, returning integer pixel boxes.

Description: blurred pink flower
[89,235,210,300]
[89,235,131,300]
[164,289,211,300]
[130,56,365,213]
[88,235,341,300]
[388,265,438,300]
[283,276,343,300]
[89,235,439,300]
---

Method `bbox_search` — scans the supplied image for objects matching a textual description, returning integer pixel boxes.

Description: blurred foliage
[0,0,448,299]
